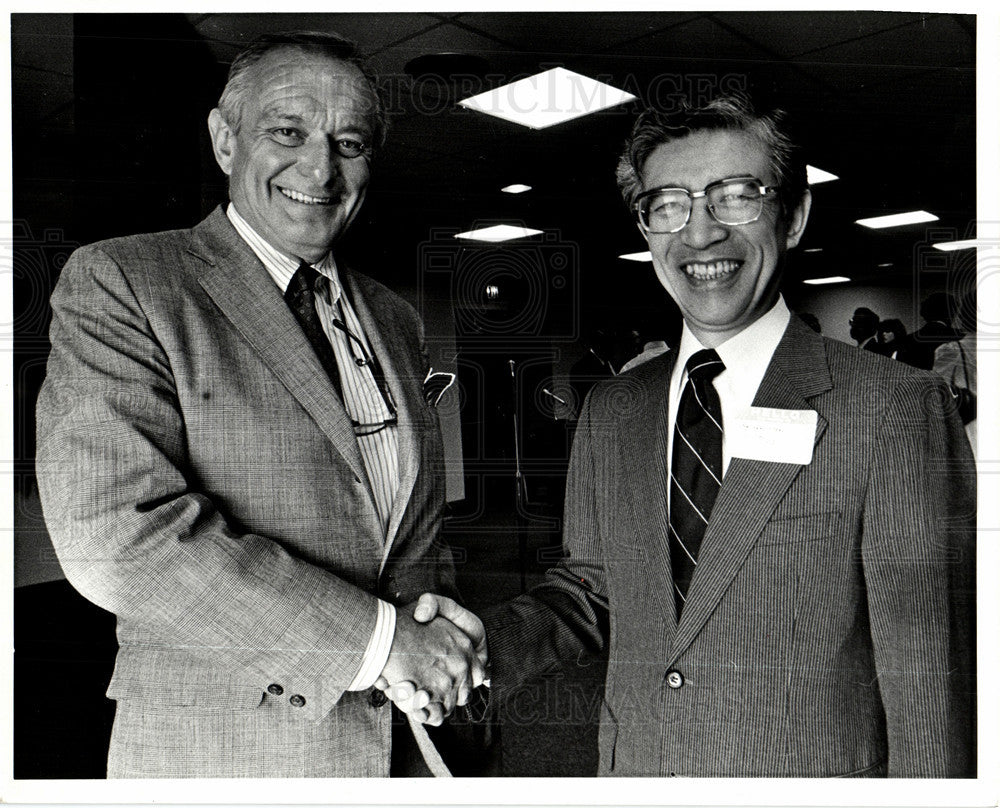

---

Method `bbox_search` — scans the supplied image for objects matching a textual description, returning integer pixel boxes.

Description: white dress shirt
[227,204,395,691]
[667,298,791,482]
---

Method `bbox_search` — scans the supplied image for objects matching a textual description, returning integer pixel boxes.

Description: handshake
[374,593,488,726]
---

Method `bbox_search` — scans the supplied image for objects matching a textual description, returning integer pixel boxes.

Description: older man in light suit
[35,31,484,778]
[417,96,975,777]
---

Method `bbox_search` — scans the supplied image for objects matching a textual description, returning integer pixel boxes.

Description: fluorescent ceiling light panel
[803,248,824,253]
[807,165,839,185]
[501,184,532,194]
[877,262,894,268]
[803,276,851,285]
[619,251,652,262]
[459,67,636,129]
[453,224,543,242]
[855,210,938,229]
[932,238,992,252]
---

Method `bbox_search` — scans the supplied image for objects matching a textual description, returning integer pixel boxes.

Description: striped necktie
[669,349,725,616]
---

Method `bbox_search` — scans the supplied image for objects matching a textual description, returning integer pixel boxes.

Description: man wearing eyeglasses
[416,95,975,777]
[35,31,484,778]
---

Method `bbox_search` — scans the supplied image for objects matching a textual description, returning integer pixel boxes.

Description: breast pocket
[757,511,841,546]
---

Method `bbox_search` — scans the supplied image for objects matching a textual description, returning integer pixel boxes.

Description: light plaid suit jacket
[484,316,976,777]
[36,208,456,777]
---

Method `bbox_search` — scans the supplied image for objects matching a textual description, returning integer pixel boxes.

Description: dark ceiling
[12,11,976,308]
[186,11,975,289]
[8,10,979,475]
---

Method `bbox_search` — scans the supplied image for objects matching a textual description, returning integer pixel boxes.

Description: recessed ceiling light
[458,67,636,129]
[619,251,652,262]
[803,248,824,253]
[932,239,993,251]
[501,184,532,194]
[855,211,938,229]
[454,224,543,242]
[807,165,839,185]
[803,276,851,285]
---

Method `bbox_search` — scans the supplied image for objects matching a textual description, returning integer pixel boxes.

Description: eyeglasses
[331,303,398,436]
[634,177,779,234]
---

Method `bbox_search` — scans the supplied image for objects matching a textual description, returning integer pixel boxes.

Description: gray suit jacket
[36,208,456,777]
[484,316,976,777]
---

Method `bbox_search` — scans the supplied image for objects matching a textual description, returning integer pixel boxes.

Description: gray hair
[615,95,807,225]
[217,31,388,153]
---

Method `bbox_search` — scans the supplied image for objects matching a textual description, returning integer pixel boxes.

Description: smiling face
[208,49,375,263]
[640,128,810,347]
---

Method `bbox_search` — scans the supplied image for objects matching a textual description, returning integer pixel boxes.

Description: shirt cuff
[346,599,396,691]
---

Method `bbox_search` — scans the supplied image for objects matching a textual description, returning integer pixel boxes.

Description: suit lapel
[618,352,678,632]
[344,272,423,562]
[666,317,832,666]
[189,209,369,489]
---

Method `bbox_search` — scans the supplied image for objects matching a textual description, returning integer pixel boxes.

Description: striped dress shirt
[227,204,395,690]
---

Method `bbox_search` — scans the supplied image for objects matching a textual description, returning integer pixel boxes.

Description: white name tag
[730,407,818,465]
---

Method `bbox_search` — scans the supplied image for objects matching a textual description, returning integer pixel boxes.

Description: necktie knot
[286,261,322,303]
[685,349,725,384]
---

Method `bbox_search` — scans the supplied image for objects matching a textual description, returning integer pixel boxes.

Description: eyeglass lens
[639,179,766,233]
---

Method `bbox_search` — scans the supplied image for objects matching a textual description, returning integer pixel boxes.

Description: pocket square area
[423,369,456,407]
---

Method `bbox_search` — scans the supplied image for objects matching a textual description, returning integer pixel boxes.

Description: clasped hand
[375,593,487,726]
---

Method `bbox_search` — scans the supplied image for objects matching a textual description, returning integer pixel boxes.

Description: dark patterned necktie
[669,349,726,616]
[284,261,343,399]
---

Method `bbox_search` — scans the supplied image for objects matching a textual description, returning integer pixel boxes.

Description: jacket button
[267,683,284,696]
[289,694,306,708]
[369,689,388,708]
[665,670,684,689]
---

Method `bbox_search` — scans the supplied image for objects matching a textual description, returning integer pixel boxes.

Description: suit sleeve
[481,393,610,703]
[861,374,976,776]
[36,247,380,721]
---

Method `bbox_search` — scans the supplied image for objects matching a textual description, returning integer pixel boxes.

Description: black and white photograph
[5,5,997,805]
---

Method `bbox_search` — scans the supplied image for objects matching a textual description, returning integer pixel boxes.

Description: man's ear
[785,188,812,250]
[207,108,235,176]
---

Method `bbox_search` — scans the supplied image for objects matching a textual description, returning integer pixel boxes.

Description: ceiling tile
[611,15,775,67]
[187,12,443,55]
[792,13,973,69]
[367,22,517,79]
[713,11,920,60]
[453,11,700,56]
[11,15,74,75]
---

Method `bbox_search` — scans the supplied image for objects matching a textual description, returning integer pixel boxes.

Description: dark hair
[217,31,387,153]
[854,307,879,322]
[877,318,907,339]
[616,94,808,226]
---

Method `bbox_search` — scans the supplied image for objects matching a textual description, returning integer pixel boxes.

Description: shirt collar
[674,297,790,388]
[226,203,343,303]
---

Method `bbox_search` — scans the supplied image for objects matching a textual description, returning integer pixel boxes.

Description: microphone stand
[509,359,530,592]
